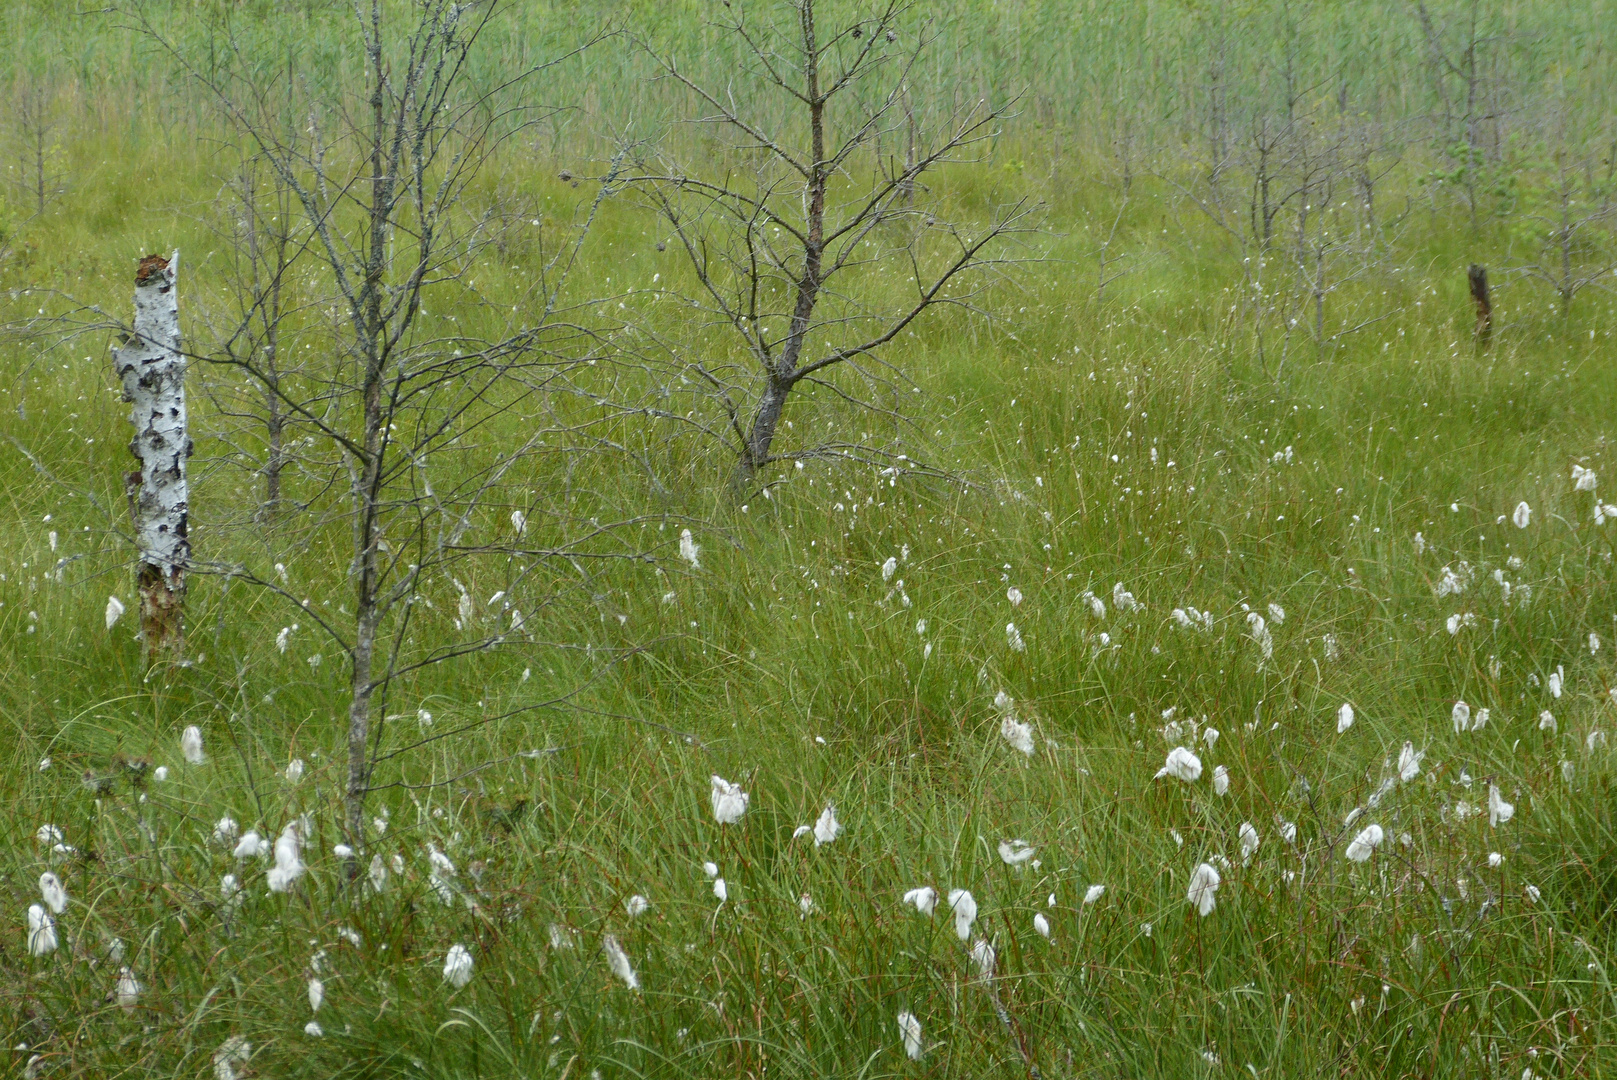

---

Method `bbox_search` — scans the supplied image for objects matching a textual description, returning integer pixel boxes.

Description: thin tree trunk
[346,0,393,844]
[740,378,791,475]
[901,85,916,207]
[33,126,45,215]
[736,0,824,481]
[113,253,191,661]
[264,394,285,515]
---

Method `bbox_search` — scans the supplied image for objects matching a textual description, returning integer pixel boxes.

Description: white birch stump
[113,252,191,658]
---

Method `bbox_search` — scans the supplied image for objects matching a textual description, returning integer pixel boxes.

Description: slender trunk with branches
[125,0,629,845]
[626,0,1037,483]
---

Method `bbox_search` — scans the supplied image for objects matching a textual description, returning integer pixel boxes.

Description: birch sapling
[113,252,191,659]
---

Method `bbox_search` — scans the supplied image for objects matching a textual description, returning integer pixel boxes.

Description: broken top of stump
[135,253,173,286]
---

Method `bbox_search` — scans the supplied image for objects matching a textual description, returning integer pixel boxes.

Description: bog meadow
[2,0,1617,1076]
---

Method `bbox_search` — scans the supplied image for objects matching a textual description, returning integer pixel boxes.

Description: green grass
[5,1,1617,1078]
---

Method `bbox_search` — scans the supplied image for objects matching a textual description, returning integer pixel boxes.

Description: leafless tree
[1088,105,1143,305]
[122,0,635,843]
[1162,8,1406,375]
[622,0,1039,482]
[1512,107,1616,316]
[1415,0,1512,228]
[195,150,311,520]
[12,73,64,218]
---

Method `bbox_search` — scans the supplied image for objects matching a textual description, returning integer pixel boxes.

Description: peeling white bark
[113,252,191,654]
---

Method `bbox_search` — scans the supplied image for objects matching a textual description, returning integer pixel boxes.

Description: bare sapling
[1164,9,1405,374]
[626,0,1038,482]
[1090,106,1142,305]
[113,251,191,660]
[1512,107,1617,316]
[127,0,625,845]
[1415,0,1514,229]
[13,74,63,217]
[197,151,306,521]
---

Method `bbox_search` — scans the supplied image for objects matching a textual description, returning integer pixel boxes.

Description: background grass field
[3,1,1617,1077]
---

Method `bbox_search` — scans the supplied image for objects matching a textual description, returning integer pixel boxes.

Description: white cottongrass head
[308,977,324,1013]
[903,886,937,915]
[1246,612,1273,659]
[1239,822,1260,864]
[1033,912,1051,938]
[267,821,306,893]
[1113,582,1142,612]
[1212,765,1230,796]
[1548,666,1564,698]
[213,817,239,845]
[882,555,898,582]
[1000,712,1035,756]
[1345,824,1384,862]
[510,509,527,535]
[998,839,1037,866]
[970,938,996,978]
[428,846,458,905]
[1513,501,1532,528]
[1539,710,1558,733]
[678,529,700,568]
[27,904,57,955]
[1446,612,1479,635]
[1398,742,1424,782]
[1005,621,1025,652]
[626,894,650,917]
[116,966,142,1013]
[1452,700,1471,733]
[231,830,266,858]
[1155,745,1203,782]
[442,944,474,988]
[712,877,728,902]
[1083,884,1105,905]
[1187,863,1221,917]
[1336,702,1355,733]
[710,775,749,824]
[181,725,205,764]
[1489,784,1515,827]
[1574,464,1599,492]
[38,872,67,915]
[812,804,842,846]
[212,1036,251,1080]
[1006,586,1023,607]
[105,595,125,630]
[897,1010,924,1060]
[947,889,978,940]
[603,934,639,990]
